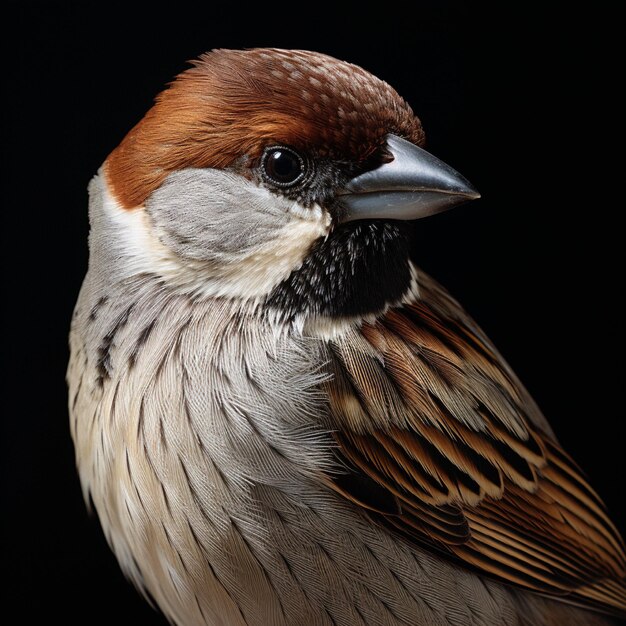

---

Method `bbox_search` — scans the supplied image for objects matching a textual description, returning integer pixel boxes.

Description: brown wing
[323,271,626,617]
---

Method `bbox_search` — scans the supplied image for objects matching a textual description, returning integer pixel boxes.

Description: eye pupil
[271,151,295,177]
[263,147,305,186]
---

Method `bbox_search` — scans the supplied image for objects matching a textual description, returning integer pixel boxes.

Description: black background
[3,3,624,624]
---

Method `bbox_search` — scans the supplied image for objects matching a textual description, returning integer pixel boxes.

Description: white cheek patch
[97,169,331,301]
[216,215,329,299]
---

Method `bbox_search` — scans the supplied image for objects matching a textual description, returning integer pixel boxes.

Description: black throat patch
[265,221,412,321]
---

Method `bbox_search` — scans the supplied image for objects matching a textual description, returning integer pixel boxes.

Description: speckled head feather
[105,48,425,209]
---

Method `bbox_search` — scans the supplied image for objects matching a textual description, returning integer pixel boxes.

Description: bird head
[100,49,479,330]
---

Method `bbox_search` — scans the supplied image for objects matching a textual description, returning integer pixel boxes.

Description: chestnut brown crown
[105,48,425,209]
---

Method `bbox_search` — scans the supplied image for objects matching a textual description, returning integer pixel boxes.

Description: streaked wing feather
[324,271,626,617]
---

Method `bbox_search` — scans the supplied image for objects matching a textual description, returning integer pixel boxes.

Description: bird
[67,48,626,626]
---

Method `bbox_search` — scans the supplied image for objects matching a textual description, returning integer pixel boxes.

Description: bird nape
[68,48,626,626]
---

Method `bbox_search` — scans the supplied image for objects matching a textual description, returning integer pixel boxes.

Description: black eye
[261,146,305,187]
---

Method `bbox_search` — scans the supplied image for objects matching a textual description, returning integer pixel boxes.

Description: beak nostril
[380,145,395,164]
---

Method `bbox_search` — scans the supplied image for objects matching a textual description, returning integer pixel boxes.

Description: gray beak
[338,134,480,223]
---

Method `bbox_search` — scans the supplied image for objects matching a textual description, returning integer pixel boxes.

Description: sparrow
[68,48,626,625]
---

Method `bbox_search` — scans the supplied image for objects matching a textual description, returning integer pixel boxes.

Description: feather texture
[105,49,423,209]
[324,271,626,618]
